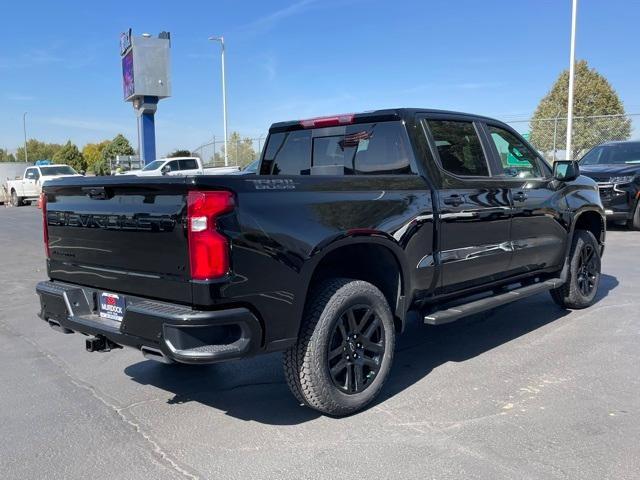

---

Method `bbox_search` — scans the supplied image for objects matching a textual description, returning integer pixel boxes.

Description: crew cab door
[178,158,201,175]
[421,116,512,293]
[482,123,566,274]
[163,159,181,176]
[23,168,40,196]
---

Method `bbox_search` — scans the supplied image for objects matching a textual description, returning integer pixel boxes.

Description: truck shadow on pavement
[124,273,618,425]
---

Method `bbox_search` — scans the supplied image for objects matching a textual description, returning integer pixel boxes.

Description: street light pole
[22,112,28,163]
[209,35,229,167]
[565,0,578,160]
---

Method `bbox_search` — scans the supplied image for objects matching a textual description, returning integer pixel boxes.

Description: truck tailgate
[44,177,192,303]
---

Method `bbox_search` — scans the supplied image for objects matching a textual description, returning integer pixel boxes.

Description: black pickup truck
[36,108,605,416]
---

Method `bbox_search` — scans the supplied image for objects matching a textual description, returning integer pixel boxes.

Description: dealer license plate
[99,292,126,322]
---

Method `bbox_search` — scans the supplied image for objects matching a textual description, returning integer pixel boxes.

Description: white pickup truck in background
[129,156,240,176]
[5,164,81,206]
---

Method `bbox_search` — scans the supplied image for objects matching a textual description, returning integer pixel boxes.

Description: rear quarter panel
[200,174,434,350]
[6,179,25,195]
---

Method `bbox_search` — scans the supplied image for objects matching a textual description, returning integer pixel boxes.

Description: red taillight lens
[41,192,50,258]
[299,113,354,129]
[187,191,234,280]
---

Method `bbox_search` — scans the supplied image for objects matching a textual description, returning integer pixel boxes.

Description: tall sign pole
[565,0,578,160]
[120,29,172,166]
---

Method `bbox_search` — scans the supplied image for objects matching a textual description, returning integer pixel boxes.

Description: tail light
[187,191,234,280]
[41,192,50,258]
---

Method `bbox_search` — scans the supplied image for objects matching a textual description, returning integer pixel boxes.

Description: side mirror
[553,160,580,182]
[161,165,171,175]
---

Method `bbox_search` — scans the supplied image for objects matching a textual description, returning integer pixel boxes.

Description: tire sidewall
[309,282,395,414]
[630,201,640,230]
[568,231,601,307]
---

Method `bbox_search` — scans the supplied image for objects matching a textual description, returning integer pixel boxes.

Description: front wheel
[283,278,395,416]
[550,230,601,309]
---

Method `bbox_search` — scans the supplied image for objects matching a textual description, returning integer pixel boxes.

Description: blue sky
[1,0,638,156]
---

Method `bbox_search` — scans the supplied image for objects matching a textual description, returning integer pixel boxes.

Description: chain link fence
[506,113,639,162]
[192,136,266,168]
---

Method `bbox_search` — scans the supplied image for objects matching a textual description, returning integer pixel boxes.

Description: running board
[424,278,564,325]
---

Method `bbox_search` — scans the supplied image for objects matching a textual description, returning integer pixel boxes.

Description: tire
[627,202,640,231]
[550,230,601,309]
[10,190,23,207]
[283,278,395,416]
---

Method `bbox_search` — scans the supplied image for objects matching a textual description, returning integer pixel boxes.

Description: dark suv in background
[580,141,640,230]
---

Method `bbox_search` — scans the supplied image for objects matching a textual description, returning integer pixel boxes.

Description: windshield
[581,143,640,165]
[142,160,164,171]
[40,166,78,176]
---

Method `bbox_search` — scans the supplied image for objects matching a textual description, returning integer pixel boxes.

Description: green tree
[92,158,112,176]
[52,141,86,172]
[0,149,17,162]
[530,60,631,159]
[212,132,257,167]
[167,149,191,157]
[95,134,135,175]
[15,139,63,162]
[101,134,135,163]
[83,140,111,174]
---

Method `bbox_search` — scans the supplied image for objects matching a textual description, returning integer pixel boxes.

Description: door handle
[513,191,528,202]
[443,195,464,207]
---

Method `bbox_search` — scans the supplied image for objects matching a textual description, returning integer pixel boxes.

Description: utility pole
[565,0,578,159]
[22,112,28,163]
[552,111,560,162]
[208,36,229,167]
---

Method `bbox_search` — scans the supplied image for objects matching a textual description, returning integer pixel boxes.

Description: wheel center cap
[348,340,357,352]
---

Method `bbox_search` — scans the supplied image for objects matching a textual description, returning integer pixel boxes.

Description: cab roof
[269,108,507,133]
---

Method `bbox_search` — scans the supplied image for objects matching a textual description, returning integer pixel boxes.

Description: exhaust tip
[47,319,73,334]
[141,346,173,364]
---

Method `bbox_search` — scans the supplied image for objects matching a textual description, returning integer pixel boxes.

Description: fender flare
[300,232,412,323]
[561,206,606,275]
[567,206,605,249]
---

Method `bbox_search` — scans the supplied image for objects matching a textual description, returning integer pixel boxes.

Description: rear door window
[179,159,199,170]
[425,120,489,177]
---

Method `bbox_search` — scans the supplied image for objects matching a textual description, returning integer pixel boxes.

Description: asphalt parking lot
[1,205,639,480]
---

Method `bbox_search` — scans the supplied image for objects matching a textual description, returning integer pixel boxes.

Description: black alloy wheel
[576,243,598,297]
[550,229,601,309]
[327,305,385,394]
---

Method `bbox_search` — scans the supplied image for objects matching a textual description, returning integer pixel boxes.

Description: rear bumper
[36,280,262,364]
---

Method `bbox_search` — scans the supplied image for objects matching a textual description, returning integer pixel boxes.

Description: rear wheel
[283,278,395,416]
[10,190,23,207]
[550,230,601,309]
[627,202,640,231]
